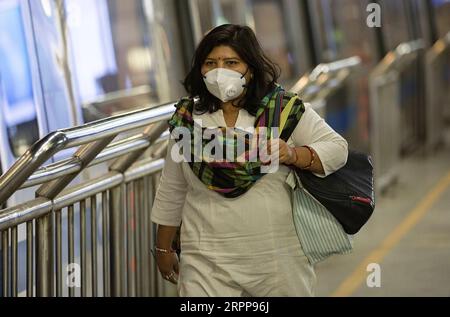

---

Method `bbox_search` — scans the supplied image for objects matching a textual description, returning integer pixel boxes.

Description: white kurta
[151,103,349,297]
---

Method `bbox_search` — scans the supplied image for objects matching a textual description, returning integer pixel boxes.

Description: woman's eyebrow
[205,57,241,61]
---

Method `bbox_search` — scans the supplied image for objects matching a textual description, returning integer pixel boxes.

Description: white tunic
[151,103,348,297]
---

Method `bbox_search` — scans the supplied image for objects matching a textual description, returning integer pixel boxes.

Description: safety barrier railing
[82,85,154,122]
[369,39,425,193]
[425,31,450,152]
[0,103,175,297]
[291,56,362,117]
[0,56,362,298]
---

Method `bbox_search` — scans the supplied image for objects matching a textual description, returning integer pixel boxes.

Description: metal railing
[369,40,425,193]
[82,85,155,122]
[0,57,362,297]
[425,31,450,151]
[0,103,174,297]
[291,56,362,117]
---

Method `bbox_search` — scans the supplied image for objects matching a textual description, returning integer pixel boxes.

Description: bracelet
[301,146,316,170]
[155,247,175,254]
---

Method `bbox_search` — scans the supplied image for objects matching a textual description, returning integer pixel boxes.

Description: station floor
[315,131,450,297]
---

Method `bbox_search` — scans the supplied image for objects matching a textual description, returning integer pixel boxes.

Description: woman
[151,24,348,297]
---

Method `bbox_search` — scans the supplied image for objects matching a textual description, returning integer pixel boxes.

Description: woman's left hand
[267,139,297,165]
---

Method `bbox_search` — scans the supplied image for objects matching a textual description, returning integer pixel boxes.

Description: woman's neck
[220,101,241,127]
[221,101,240,115]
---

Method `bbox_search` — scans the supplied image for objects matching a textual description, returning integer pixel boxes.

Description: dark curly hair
[183,24,280,116]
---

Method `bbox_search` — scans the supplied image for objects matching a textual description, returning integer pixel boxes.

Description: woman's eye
[205,61,215,66]
[226,61,238,66]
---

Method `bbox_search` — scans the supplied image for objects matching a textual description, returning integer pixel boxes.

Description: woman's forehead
[206,45,242,60]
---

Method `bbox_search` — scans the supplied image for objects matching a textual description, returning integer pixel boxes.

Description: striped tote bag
[286,170,353,265]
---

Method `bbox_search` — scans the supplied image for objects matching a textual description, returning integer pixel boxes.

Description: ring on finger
[165,272,174,279]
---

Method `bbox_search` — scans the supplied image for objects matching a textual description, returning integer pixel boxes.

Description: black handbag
[295,150,375,235]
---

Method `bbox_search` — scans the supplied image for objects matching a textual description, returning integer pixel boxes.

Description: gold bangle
[155,247,175,254]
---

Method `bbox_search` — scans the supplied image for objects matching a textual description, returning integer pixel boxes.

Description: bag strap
[275,92,302,142]
[280,96,300,132]
[272,90,284,130]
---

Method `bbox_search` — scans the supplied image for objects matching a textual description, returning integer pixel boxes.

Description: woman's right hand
[155,225,180,284]
[156,251,179,285]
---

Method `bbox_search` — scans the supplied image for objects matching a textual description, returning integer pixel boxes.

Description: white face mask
[203,68,247,102]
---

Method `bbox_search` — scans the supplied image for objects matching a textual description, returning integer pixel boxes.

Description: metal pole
[150,176,159,297]
[141,176,151,297]
[102,191,110,297]
[135,180,143,296]
[109,186,122,297]
[37,138,115,200]
[27,221,34,297]
[91,196,98,297]
[55,210,62,297]
[36,213,53,297]
[2,230,8,297]
[68,205,75,297]
[0,132,68,206]
[127,183,136,297]
[120,184,127,296]
[11,227,17,297]
[80,200,87,297]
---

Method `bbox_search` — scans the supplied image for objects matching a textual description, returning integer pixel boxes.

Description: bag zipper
[303,183,372,205]
[350,196,372,205]
[296,172,371,204]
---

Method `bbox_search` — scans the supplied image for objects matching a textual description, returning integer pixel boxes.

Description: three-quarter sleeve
[150,139,188,226]
[290,103,349,178]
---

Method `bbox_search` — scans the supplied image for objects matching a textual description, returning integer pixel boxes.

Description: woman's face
[201,45,252,83]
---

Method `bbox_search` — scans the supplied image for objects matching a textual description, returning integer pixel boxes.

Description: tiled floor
[315,136,450,297]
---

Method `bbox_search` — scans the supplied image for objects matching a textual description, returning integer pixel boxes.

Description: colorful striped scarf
[168,86,305,198]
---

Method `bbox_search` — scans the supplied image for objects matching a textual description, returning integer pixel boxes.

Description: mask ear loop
[241,68,250,79]
[241,68,252,88]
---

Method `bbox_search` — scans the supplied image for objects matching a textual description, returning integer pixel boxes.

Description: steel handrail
[0,157,164,231]
[63,103,174,147]
[427,31,450,62]
[309,56,362,81]
[20,131,170,189]
[84,85,152,108]
[0,102,175,206]
[371,39,425,78]
[291,56,362,97]
[82,85,154,121]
